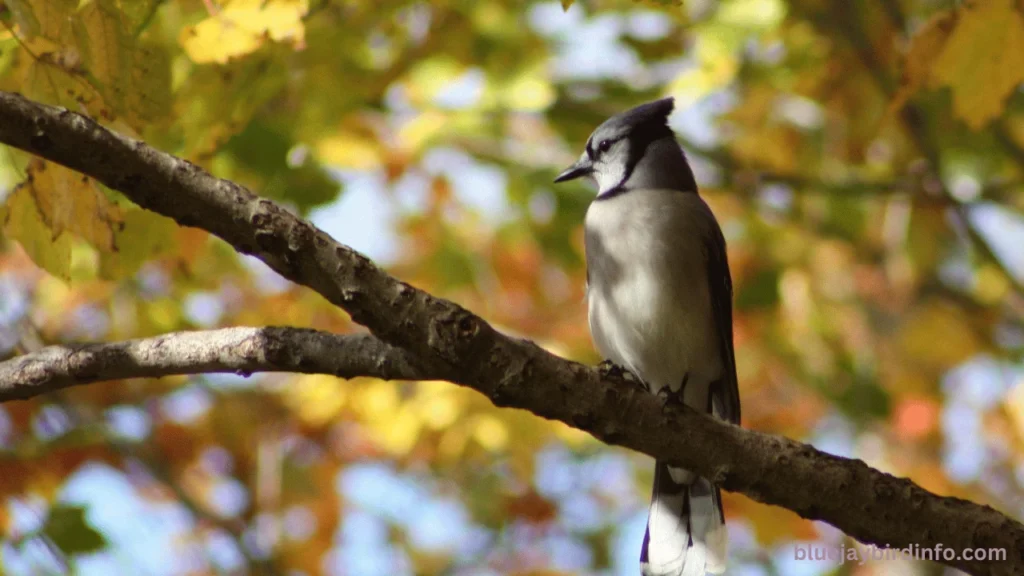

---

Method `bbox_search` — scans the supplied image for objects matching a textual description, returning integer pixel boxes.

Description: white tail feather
[642,469,728,576]
[643,481,688,575]
[704,518,728,574]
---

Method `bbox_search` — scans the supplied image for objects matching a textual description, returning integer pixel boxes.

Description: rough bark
[0,90,1021,575]
[0,327,424,402]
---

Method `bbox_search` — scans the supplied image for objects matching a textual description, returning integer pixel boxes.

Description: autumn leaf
[21,158,123,251]
[92,0,163,35]
[929,0,1024,129]
[2,33,108,116]
[893,394,940,440]
[0,158,175,281]
[505,489,557,524]
[890,9,958,113]
[2,0,1024,572]
[1,186,73,281]
[98,208,179,279]
[5,0,78,44]
[180,0,309,64]
[282,374,348,427]
[897,301,982,371]
[1007,379,1024,442]
[4,0,170,128]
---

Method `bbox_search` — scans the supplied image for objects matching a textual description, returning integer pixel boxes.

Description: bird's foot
[597,360,647,392]
[597,359,620,377]
[657,373,689,412]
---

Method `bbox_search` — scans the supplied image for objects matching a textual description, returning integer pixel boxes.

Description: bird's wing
[705,223,741,425]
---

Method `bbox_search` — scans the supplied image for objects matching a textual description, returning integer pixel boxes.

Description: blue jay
[554,97,740,576]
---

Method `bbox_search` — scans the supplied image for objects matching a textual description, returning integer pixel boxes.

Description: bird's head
[554,97,693,196]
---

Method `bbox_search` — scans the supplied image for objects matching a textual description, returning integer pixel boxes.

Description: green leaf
[223,120,341,213]
[823,357,891,423]
[175,49,289,158]
[42,504,108,556]
[735,267,780,310]
[433,232,478,289]
[835,376,891,423]
[821,196,866,242]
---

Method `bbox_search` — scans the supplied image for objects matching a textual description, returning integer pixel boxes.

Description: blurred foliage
[1,0,1024,574]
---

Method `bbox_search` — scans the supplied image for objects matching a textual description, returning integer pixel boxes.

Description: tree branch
[1,90,1022,574]
[0,326,425,402]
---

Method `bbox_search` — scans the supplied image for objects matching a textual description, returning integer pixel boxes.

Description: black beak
[553,156,593,183]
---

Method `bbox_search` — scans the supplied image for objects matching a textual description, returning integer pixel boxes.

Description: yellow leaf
[890,10,959,112]
[897,301,981,370]
[22,159,123,251]
[355,379,399,420]
[973,264,1010,305]
[1006,378,1024,441]
[668,29,740,104]
[500,69,555,112]
[730,124,798,172]
[73,1,123,100]
[438,423,471,461]
[180,0,308,64]
[376,404,422,455]
[34,273,72,314]
[416,383,463,430]
[405,57,465,105]
[930,0,1024,129]
[285,374,347,426]
[141,298,180,333]
[98,209,179,279]
[396,111,446,154]
[2,34,104,115]
[472,414,509,452]
[3,1,171,129]
[552,420,592,448]
[74,1,172,127]
[181,17,261,64]
[717,0,786,29]
[1,187,73,281]
[731,498,818,545]
[316,131,382,169]
[5,0,78,44]
[92,0,163,34]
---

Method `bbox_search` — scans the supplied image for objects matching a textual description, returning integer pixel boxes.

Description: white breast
[584,190,722,401]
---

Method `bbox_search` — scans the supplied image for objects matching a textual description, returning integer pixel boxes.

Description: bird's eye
[598,139,612,153]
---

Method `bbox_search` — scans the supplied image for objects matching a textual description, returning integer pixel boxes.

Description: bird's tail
[640,462,727,576]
